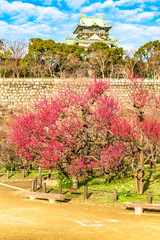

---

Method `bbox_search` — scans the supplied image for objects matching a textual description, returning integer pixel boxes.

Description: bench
[123,202,160,215]
[23,191,66,203]
[67,188,77,193]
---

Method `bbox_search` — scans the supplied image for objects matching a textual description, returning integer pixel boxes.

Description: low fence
[1,168,160,204]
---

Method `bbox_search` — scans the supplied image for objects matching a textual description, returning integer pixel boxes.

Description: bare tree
[5,40,28,78]
[88,50,109,78]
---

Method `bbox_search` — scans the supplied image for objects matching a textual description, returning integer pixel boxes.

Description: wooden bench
[23,191,66,203]
[67,188,77,193]
[124,202,160,215]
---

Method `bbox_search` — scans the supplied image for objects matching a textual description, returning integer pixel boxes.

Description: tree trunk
[120,168,125,178]
[149,161,156,169]
[86,169,93,176]
[102,71,104,79]
[104,170,110,183]
[135,167,144,194]
[110,64,114,78]
[135,148,145,194]
[149,145,156,169]
[72,176,79,188]
[3,68,6,78]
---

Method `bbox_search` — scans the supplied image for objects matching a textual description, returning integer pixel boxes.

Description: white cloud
[120,43,137,51]
[81,0,115,12]
[114,8,157,22]
[145,25,160,37]
[53,27,58,31]
[82,0,157,12]
[43,0,53,5]
[65,0,89,9]
[111,22,160,49]
[115,0,156,6]
[150,6,159,11]
[130,11,156,22]
[0,21,53,39]
[36,6,66,21]
[70,13,81,21]
[115,8,143,20]
[100,0,115,8]
[81,0,159,22]
[0,0,35,15]
[82,2,101,13]
[0,0,159,50]
[0,0,67,22]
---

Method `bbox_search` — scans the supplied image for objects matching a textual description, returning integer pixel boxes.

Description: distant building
[66,13,118,48]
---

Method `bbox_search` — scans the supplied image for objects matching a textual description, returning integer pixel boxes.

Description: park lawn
[0,166,160,205]
[0,169,58,181]
[50,167,160,205]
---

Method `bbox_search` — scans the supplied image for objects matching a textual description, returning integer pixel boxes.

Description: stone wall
[0,78,160,118]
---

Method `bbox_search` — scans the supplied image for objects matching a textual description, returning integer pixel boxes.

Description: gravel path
[0,182,160,240]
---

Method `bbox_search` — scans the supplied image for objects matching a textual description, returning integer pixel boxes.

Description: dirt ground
[0,181,160,240]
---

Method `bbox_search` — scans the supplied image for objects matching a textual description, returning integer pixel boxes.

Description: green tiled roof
[76,39,116,44]
[66,37,76,45]
[65,14,118,48]
[79,14,112,28]
[65,36,118,47]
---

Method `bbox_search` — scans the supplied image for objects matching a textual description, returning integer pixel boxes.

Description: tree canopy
[1,39,160,78]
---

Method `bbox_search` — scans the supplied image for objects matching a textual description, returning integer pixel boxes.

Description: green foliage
[88,42,109,52]
[62,44,86,59]
[107,47,125,64]
[1,162,14,171]
[117,185,132,200]
[57,172,73,188]
[1,37,160,78]
[134,40,160,77]
[156,159,160,164]
[135,40,160,61]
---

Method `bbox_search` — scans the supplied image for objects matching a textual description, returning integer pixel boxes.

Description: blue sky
[0,0,160,50]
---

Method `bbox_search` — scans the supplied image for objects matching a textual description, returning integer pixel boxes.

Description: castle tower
[66,14,118,48]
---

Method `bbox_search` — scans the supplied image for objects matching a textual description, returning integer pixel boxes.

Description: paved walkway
[0,182,160,240]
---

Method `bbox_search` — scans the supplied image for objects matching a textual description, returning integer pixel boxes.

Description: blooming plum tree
[9,79,126,181]
[127,72,160,194]
[8,76,160,193]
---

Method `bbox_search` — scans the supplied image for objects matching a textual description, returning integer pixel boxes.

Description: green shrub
[118,185,132,200]
[57,172,73,188]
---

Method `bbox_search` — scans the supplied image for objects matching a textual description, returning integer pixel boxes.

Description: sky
[0,0,160,50]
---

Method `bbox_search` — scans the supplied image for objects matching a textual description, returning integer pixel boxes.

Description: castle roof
[78,14,112,28]
[66,14,117,48]
[73,14,112,34]
[66,36,118,48]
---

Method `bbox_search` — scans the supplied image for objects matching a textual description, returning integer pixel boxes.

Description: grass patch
[1,166,160,205]
[0,169,58,181]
